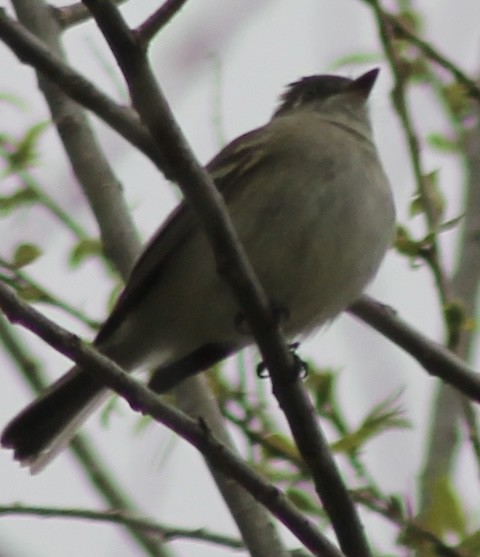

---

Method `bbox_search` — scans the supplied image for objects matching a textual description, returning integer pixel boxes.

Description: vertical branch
[362,0,480,530]
[367,0,451,306]
[82,2,374,556]
[11,0,141,278]
[421,95,480,506]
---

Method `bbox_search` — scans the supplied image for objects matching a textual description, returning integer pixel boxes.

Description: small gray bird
[2,69,395,472]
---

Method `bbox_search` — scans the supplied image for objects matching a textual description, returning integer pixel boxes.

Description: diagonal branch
[135,0,190,46]
[3,5,290,555]
[0,281,343,557]
[349,295,480,403]
[0,0,477,425]
[81,2,373,556]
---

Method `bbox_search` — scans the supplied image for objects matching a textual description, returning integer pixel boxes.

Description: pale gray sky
[1,1,479,556]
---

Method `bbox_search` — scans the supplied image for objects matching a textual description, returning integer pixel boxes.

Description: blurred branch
[4,2,160,555]
[0,281,343,557]
[0,9,163,175]
[135,0,190,46]
[0,5,291,554]
[374,6,480,102]
[11,0,141,278]
[0,257,101,330]
[50,0,128,29]
[420,91,480,508]
[367,0,451,307]
[0,505,244,550]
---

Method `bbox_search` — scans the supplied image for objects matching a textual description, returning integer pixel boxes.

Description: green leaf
[394,225,422,258]
[426,132,460,153]
[305,368,337,409]
[0,92,28,110]
[332,391,410,454]
[286,487,321,515]
[442,82,470,118]
[329,52,383,71]
[263,432,301,462]
[456,530,480,556]
[69,238,103,268]
[412,170,445,228]
[132,414,153,435]
[6,121,49,173]
[437,213,464,233]
[0,187,38,213]
[12,243,42,268]
[417,475,467,538]
[99,396,121,428]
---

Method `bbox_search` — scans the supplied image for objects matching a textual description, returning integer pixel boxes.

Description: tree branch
[11,0,141,278]
[0,281,343,557]
[81,2,373,556]
[135,0,190,46]
[380,5,480,102]
[2,5,289,556]
[0,504,244,550]
[1,7,478,403]
[349,296,480,403]
[0,316,162,557]
[50,0,128,29]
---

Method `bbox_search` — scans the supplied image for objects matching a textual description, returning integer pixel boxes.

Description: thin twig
[2,4,290,556]
[11,0,141,278]
[20,171,90,240]
[50,0,128,29]
[0,257,100,330]
[367,0,451,307]
[0,505,244,549]
[0,9,163,174]
[381,9,480,103]
[135,0,189,46]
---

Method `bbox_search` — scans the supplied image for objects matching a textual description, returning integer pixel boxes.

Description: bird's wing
[95,125,270,345]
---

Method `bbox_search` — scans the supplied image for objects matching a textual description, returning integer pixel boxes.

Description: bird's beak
[348,68,380,98]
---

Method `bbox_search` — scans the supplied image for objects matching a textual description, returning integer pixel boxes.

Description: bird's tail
[1,367,106,473]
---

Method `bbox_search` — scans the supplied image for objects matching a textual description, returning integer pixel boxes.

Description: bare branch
[349,296,480,403]
[2,7,290,555]
[359,1,480,102]
[0,9,163,173]
[0,504,244,550]
[10,0,141,278]
[135,0,190,46]
[0,316,162,557]
[81,2,373,556]
[50,0,128,29]
[0,281,343,557]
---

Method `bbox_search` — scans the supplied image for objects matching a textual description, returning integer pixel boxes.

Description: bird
[1,68,395,472]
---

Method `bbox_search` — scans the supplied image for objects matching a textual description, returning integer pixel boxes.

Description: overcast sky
[1,2,480,556]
